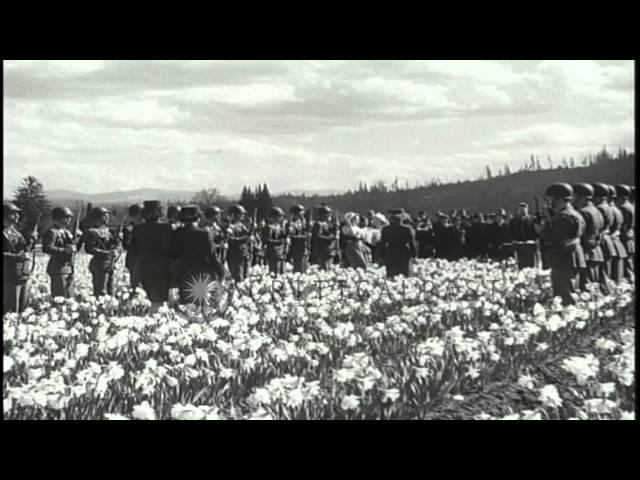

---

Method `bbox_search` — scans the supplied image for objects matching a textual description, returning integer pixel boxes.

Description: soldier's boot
[551,268,578,306]
[610,258,624,284]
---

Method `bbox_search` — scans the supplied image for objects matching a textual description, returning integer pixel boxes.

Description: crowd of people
[3,182,635,314]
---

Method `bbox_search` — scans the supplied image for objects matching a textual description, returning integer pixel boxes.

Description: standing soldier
[122,204,143,290]
[380,208,417,278]
[202,206,225,261]
[607,185,628,283]
[466,213,487,260]
[592,183,616,293]
[3,203,37,314]
[42,207,82,299]
[262,207,287,276]
[84,207,119,297]
[614,184,634,281]
[226,205,252,283]
[311,205,338,270]
[534,183,586,305]
[287,205,310,273]
[509,202,539,269]
[130,201,174,313]
[572,184,605,291]
[171,205,225,305]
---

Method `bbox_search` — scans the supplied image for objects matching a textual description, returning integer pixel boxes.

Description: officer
[262,207,287,276]
[380,208,417,278]
[226,205,252,282]
[84,207,119,297]
[614,184,635,281]
[171,205,225,306]
[509,202,540,269]
[42,207,82,298]
[311,205,338,270]
[3,202,37,314]
[122,204,143,290]
[535,183,586,305]
[572,184,605,291]
[129,201,174,313]
[607,185,628,283]
[287,205,310,273]
[202,206,225,262]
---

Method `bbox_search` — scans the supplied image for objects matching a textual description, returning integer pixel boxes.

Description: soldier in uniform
[42,207,82,299]
[466,213,487,260]
[130,201,174,313]
[84,207,119,297]
[311,205,338,271]
[614,184,635,281]
[380,208,417,278]
[202,206,225,262]
[591,183,617,293]
[171,205,225,305]
[262,207,287,276]
[226,205,252,283]
[535,183,586,305]
[3,203,37,314]
[572,184,605,291]
[122,204,143,290]
[607,185,628,283]
[509,202,540,269]
[287,205,310,273]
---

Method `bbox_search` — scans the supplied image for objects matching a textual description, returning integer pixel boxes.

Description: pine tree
[536,158,542,170]
[547,156,553,169]
[258,183,273,219]
[530,154,536,170]
[486,165,492,179]
[13,176,51,237]
[569,157,575,168]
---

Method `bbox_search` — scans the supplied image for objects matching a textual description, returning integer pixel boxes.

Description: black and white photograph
[2,60,635,420]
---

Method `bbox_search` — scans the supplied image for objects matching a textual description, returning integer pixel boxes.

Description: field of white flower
[3,253,635,420]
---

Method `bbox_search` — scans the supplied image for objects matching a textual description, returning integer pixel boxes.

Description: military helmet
[544,183,573,199]
[592,183,610,198]
[128,204,141,216]
[178,205,201,222]
[228,205,246,216]
[52,207,73,220]
[3,202,21,217]
[607,184,617,198]
[91,207,110,220]
[614,184,631,198]
[572,183,595,198]
[269,207,285,218]
[204,206,222,219]
[317,205,331,215]
[290,204,305,214]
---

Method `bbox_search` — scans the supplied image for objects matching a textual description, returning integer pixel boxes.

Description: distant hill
[276,188,344,196]
[271,156,636,215]
[45,188,196,206]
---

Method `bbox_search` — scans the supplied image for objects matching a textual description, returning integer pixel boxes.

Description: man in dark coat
[572,184,605,291]
[432,212,449,259]
[509,202,540,269]
[3,202,37,314]
[171,205,226,306]
[84,207,119,297]
[415,211,435,259]
[42,207,81,298]
[614,184,634,281]
[535,183,586,305]
[466,213,488,259]
[122,204,143,290]
[380,208,417,278]
[311,206,338,271]
[130,201,174,313]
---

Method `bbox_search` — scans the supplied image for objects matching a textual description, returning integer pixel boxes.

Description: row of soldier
[2,183,634,314]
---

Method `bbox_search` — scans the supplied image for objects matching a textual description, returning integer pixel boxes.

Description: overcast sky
[3,60,634,196]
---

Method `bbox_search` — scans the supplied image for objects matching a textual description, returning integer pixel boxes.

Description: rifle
[28,213,42,274]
